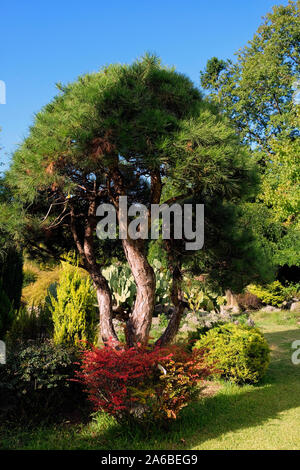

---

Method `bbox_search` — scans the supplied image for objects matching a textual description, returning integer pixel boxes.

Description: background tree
[0,138,23,335]
[200,0,300,280]
[201,1,299,154]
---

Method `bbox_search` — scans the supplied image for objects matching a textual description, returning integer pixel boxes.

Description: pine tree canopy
[3,54,254,262]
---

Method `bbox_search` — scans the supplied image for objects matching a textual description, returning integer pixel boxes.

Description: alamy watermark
[96,197,204,250]
[0,80,6,104]
[291,340,300,365]
[0,340,6,364]
[293,80,300,105]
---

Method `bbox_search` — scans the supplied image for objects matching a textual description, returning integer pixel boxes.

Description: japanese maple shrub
[75,342,212,425]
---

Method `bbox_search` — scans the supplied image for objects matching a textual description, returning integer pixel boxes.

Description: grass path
[1,311,300,450]
[190,312,300,449]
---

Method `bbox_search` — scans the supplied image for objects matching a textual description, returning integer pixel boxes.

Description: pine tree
[3,55,255,346]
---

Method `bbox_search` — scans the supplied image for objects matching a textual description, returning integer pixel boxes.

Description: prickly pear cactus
[103,260,171,309]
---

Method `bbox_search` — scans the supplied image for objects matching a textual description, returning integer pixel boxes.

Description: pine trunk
[92,272,118,344]
[122,238,156,346]
[71,202,118,345]
[157,251,185,346]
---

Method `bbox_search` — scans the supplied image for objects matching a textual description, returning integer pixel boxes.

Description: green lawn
[1,310,300,450]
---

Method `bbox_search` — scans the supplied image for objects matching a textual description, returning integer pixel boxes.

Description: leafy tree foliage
[201,1,300,270]
[201,1,300,153]
[259,109,300,224]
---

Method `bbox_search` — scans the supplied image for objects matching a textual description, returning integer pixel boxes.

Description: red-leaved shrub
[75,341,211,424]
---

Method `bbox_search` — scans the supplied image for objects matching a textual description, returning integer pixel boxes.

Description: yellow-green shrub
[247,281,286,307]
[49,262,97,347]
[194,323,270,384]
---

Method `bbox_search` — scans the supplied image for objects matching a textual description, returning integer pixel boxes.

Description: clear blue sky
[0,0,288,170]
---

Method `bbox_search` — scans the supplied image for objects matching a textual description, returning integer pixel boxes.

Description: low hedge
[0,340,85,421]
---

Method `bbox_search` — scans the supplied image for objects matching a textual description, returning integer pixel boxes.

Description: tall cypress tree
[0,247,23,310]
[0,174,24,313]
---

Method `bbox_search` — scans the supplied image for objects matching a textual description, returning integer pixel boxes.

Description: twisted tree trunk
[70,202,118,344]
[93,272,118,344]
[156,238,185,346]
[110,165,159,346]
[123,238,156,346]
[156,259,185,346]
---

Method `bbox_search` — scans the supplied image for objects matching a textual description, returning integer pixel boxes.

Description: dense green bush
[281,282,300,301]
[247,281,286,307]
[0,341,83,420]
[247,281,300,307]
[176,309,254,349]
[49,262,98,347]
[194,323,270,384]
